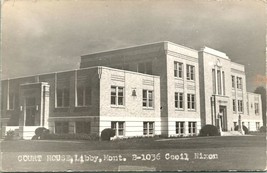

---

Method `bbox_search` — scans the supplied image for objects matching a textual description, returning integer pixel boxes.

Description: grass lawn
[1,135,266,171]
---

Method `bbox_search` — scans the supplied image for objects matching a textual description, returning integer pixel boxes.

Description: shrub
[101,128,115,141]
[199,125,220,136]
[33,127,50,140]
[259,126,266,133]
[31,135,38,140]
[234,125,249,134]
[5,130,15,140]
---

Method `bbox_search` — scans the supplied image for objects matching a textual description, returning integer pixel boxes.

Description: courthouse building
[0,41,263,139]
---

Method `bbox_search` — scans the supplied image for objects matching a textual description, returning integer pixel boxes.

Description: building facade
[0,41,263,139]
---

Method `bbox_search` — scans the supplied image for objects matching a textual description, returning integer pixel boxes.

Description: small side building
[1,66,161,139]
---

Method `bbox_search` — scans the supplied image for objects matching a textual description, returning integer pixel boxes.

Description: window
[8,93,15,110]
[77,86,91,106]
[56,88,69,107]
[175,92,183,109]
[25,97,36,126]
[176,122,185,135]
[111,121,125,136]
[143,90,153,108]
[55,122,69,134]
[76,121,91,134]
[186,65,195,80]
[237,77,242,89]
[188,122,197,135]
[212,69,216,94]
[222,71,225,95]
[187,94,195,110]
[174,62,183,78]
[143,122,154,135]
[238,100,243,113]
[255,103,259,115]
[233,99,236,112]
[111,86,124,106]
[256,122,260,130]
[217,70,222,95]
[232,76,235,89]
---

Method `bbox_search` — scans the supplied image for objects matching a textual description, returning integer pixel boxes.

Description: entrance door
[25,97,37,126]
[219,106,227,131]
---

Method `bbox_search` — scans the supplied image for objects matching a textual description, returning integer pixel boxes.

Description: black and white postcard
[0,0,266,172]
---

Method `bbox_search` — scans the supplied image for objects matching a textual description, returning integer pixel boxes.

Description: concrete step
[221,131,243,136]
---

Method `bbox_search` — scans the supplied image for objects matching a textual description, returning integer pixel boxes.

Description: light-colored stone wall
[99,67,161,136]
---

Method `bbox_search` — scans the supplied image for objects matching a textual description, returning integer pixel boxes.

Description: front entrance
[219,106,227,131]
[25,97,37,126]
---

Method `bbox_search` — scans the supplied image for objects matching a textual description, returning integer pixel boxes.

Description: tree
[254,86,266,127]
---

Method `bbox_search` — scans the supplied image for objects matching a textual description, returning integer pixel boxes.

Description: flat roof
[1,66,159,81]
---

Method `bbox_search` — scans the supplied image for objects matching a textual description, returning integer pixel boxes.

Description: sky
[1,0,266,92]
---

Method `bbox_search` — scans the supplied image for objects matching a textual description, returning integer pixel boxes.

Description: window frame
[174,61,183,78]
[186,65,195,81]
[56,88,70,108]
[237,77,242,89]
[233,99,236,112]
[143,90,154,108]
[175,121,185,136]
[111,121,125,136]
[175,92,184,110]
[76,86,92,107]
[238,100,243,113]
[187,94,196,111]
[231,75,235,89]
[188,122,197,136]
[254,103,259,115]
[143,121,154,136]
[110,86,125,106]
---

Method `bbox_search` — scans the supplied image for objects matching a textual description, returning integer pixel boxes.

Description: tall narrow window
[186,65,195,80]
[174,62,183,78]
[111,86,124,106]
[212,69,216,94]
[176,122,185,135]
[237,77,242,89]
[188,122,197,135]
[232,76,235,89]
[143,90,153,108]
[143,122,154,136]
[233,99,236,112]
[57,88,69,107]
[238,100,243,113]
[187,94,196,110]
[256,122,260,130]
[222,71,225,95]
[175,92,183,109]
[217,70,221,95]
[77,86,91,106]
[255,103,259,115]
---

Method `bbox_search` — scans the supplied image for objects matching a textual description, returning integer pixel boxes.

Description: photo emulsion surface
[0,0,266,172]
